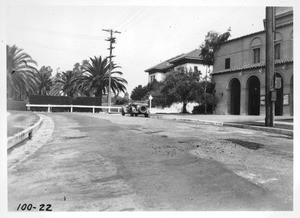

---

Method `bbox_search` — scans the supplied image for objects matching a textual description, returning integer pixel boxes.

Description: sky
[4,0,293,95]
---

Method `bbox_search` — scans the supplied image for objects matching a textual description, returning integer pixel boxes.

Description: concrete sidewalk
[151,114,293,136]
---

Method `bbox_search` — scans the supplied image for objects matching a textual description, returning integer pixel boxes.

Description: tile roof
[145,49,202,72]
[212,59,293,75]
[144,54,183,72]
[169,49,203,63]
[221,20,293,45]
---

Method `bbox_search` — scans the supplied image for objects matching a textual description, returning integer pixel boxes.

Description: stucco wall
[213,24,293,73]
[148,72,166,83]
[212,12,293,116]
[148,63,209,83]
[174,63,209,75]
[212,64,293,116]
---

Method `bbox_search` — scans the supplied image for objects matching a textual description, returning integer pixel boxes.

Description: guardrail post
[70,105,73,113]
[48,104,51,113]
[92,106,95,113]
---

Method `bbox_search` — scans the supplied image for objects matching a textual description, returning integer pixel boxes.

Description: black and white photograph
[1,0,299,217]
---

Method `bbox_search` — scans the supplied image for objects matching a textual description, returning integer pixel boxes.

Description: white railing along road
[26,104,122,113]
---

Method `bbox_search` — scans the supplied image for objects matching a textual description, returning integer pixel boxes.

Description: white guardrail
[26,104,122,113]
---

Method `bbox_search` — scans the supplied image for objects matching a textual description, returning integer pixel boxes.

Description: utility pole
[102,29,121,112]
[265,7,275,127]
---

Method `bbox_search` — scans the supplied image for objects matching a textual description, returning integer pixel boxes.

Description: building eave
[169,56,203,63]
[212,59,293,75]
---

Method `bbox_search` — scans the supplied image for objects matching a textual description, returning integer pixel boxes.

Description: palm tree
[50,70,81,98]
[78,56,127,105]
[7,45,39,100]
[36,66,53,95]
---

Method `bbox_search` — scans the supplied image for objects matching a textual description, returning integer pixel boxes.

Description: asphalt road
[8,112,293,211]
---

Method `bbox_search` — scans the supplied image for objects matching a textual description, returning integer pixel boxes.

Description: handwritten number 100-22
[16,203,52,211]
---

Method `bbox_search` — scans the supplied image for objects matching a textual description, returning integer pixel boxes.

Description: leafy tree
[200,28,231,66]
[131,85,147,101]
[78,56,127,105]
[199,29,230,113]
[50,70,81,97]
[161,70,202,113]
[73,62,82,74]
[131,80,164,105]
[145,79,162,93]
[113,96,129,105]
[198,81,217,110]
[72,60,89,74]
[36,66,53,95]
[6,45,39,100]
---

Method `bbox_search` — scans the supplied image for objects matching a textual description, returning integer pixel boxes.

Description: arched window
[274,32,283,60]
[250,37,262,64]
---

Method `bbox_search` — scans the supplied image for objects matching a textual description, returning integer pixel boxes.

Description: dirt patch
[63,136,88,140]
[224,138,264,150]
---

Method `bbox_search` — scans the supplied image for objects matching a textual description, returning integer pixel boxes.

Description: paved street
[8,113,293,211]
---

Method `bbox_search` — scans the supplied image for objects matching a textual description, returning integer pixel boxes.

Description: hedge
[29,95,72,105]
[72,97,102,106]
[28,95,104,112]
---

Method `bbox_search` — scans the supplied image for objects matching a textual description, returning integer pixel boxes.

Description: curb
[223,123,293,137]
[152,116,293,137]
[152,116,224,126]
[7,114,44,150]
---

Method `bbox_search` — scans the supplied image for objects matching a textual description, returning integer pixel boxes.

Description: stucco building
[145,49,210,83]
[212,7,293,116]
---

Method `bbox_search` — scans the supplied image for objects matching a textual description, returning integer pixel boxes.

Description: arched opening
[247,76,260,115]
[229,78,241,115]
[290,75,293,116]
[250,37,262,64]
[275,73,283,116]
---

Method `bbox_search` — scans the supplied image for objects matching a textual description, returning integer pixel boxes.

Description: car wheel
[135,114,138,117]
[122,112,125,116]
[130,113,134,117]
[145,114,149,117]
[139,105,147,113]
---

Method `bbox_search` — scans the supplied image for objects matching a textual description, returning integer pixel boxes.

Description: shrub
[192,104,214,114]
[114,96,129,105]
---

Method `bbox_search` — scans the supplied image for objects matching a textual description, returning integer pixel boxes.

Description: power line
[10,25,106,41]
[122,7,156,31]
[112,7,141,29]
[119,7,147,30]
[20,42,86,55]
[114,7,147,31]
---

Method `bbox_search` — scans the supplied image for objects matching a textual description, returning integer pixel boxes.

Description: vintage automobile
[121,103,150,117]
